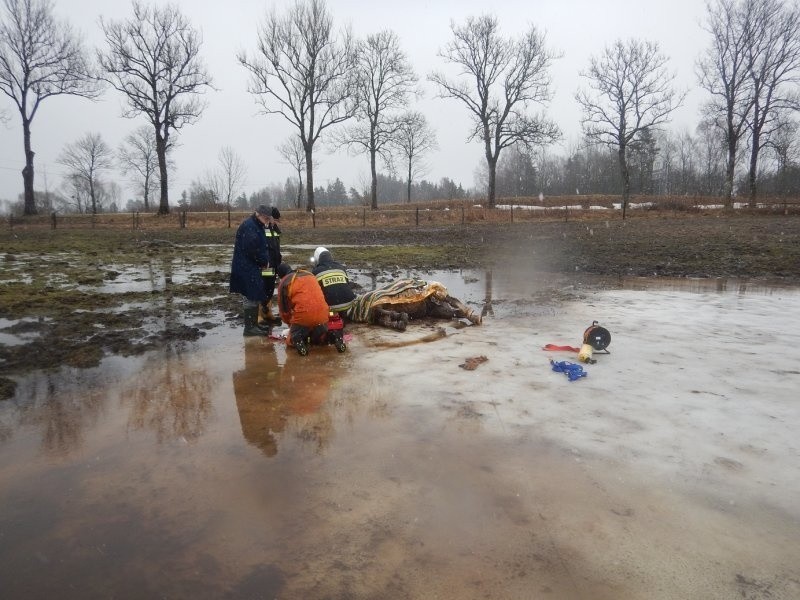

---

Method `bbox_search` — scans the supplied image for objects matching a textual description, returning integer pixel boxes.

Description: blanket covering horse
[347,278,449,324]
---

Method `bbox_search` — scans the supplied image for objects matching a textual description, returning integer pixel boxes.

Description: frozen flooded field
[1,270,799,599]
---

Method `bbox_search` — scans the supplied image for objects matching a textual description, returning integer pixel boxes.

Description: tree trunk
[406,160,412,203]
[143,173,150,211]
[370,145,378,210]
[89,177,97,214]
[484,124,496,208]
[22,118,37,215]
[305,146,315,213]
[156,130,170,215]
[723,112,736,209]
[618,145,631,220]
[486,157,497,208]
[296,166,303,210]
[747,126,760,208]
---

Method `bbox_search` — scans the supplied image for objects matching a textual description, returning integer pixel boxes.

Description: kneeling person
[276,263,329,356]
[310,246,356,315]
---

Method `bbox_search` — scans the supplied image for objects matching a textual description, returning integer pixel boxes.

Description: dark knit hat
[276,263,292,278]
[271,207,281,219]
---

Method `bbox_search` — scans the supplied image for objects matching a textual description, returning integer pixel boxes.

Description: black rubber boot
[243,306,269,336]
[294,338,309,356]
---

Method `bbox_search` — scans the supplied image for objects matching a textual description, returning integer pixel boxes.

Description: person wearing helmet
[309,246,356,315]
[275,263,329,356]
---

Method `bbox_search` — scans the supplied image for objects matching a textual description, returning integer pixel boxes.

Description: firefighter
[259,206,282,327]
[309,246,356,315]
[275,263,329,356]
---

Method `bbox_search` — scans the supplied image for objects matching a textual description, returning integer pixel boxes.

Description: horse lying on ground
[345,279,482,331]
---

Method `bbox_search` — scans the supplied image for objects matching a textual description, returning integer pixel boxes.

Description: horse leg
[388,309,410,324]
[426,299,459,320]
[444,295,482,325]
[374,308,407,331]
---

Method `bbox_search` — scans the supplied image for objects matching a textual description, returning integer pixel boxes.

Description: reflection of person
[310,246,356,315]
[232,340,335,457]
[229,205,272,336]
[259,207,283,327]
[231,340,283,456]
[276,263,329,356]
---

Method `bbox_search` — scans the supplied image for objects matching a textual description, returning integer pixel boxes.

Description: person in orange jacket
[276,263,329,356]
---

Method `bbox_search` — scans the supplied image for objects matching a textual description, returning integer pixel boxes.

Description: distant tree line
[2,0,800,217]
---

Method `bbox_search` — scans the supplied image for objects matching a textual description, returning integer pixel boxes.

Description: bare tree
[57,132,113,214]
[576,39,685,219]
[217,146,247,225]
[764,114,799,198]
[276,136,306,209]
[696,118,728,195]
[393,111,437,203]
[98,1,213,215]
[238,0,356,213]
[117,126,161,212]
[0,0,99,215]
[697,0,756,206]
[336,30,417,209]
[429,15,560,208]
[742,0,800,204]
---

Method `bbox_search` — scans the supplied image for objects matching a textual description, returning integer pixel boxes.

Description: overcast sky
[0,0,710,206]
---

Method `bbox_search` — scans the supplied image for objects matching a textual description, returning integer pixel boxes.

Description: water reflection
[482,270,495,317]
[2,367,109,455]
[125,346,214,443]
[609,274,799,296]
[232,338,335,457]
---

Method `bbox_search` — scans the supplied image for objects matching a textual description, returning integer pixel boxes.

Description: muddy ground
[2,213,800,599]
[1,213,799,399]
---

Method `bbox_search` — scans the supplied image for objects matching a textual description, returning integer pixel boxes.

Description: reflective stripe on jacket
[312,260,356,313]
[229,214,269,301]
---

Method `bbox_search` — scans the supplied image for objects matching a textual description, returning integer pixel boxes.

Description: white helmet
[309,246,329,266]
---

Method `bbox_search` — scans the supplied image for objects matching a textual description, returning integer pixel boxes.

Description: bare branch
[392,111,438,203]
[0,0,100,214]
[238,0,357,212]
[98,1,213,214]
[57,132,113,215]
[576,38,685,217]
[428,14,559,206]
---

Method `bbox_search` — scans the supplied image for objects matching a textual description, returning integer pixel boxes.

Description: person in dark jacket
[259,206,283,327]
[230,205,272,336]
[310,246,356,315]
[276,263,329,356]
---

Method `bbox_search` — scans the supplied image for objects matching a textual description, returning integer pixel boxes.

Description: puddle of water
[1,273,799,599]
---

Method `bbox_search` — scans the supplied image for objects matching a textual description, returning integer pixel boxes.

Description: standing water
[1,271,799,599]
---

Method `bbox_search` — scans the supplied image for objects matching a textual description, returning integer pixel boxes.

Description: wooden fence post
[51,212,57,230]
[415,206,419,227]
[362,207,366,227]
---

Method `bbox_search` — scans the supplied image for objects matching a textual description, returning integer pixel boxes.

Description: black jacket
[312,255,356,313]
[264,222,282,275]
